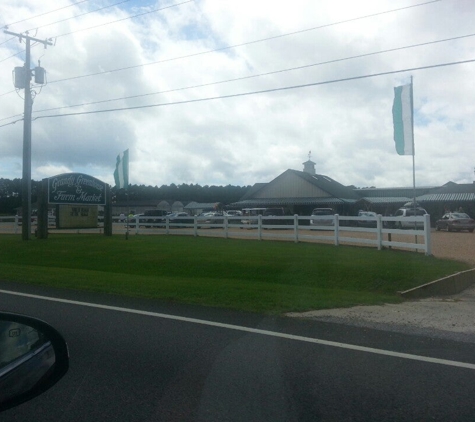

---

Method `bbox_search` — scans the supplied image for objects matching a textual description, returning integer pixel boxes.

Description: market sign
[48,173,106,205]
[58,205,98,229]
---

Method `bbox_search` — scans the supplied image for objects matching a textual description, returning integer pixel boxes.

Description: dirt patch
[430,230,475,267]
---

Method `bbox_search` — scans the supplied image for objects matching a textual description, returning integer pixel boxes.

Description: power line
[0,36,15,47]
[1,31,472,122]
[29,58,475,121]
[0,0,448,117]
[0,118,23,129]
[15,32,475,119]
[54,0,194,39]
[0,0,186,65]
[46,0,442,85]
[0,49,24,63]
[0,38,44,65]
[0,0,441,88]
[3,0,93,28]
[0,0,132,64]
[24,0,132,33]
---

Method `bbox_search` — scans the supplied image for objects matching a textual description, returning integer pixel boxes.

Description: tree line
[0,178,250,214]
[114,183,250,205]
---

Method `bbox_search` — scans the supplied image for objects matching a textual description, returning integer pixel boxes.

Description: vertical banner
[114,149,129,189]
[392,83,414,156]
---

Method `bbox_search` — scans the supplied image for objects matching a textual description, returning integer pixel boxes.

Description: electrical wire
[2,0,93,28]
[24,0,132,33]
[0,0,132,62]
[0,118,23,129]
[0,50,24,63]
[46,0,442,84]
[0,0,449,119]
[0,0,173,66]
[54,0,194,39]
[0,0,440,83]
[1,31,472,122]
[11,32,475,119]
[29,58,475,121]
[0,36,15,47]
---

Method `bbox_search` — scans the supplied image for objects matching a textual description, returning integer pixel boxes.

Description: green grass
[0,235,469,314]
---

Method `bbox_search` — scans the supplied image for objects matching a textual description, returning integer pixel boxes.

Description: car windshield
[451,212,469,219]
[312,209,333,215]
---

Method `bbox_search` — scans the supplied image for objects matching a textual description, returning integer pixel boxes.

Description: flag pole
[410,76,418,244]
[125,187,129,240]
[411,76,416,207]
[125,155,130,241]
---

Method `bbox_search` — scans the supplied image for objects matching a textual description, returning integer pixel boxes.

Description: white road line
[2,288,474,370]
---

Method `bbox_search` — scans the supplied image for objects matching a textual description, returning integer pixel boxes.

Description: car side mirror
[0,312,69,412]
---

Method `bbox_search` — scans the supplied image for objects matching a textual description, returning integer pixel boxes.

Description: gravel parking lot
[430,230,475,267]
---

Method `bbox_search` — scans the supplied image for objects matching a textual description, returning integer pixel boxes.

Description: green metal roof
[359,197,412,205]
[231,197,355,207]
[354,187,433,198]
[418,193,475,202]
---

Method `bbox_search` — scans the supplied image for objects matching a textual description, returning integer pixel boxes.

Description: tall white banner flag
[392,84,414,156]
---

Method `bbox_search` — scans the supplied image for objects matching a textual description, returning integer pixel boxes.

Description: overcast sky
[1,0,474,189]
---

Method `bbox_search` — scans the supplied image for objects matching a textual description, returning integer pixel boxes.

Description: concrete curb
[399,268,475,299]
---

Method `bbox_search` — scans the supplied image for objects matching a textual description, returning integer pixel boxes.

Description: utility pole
[4,30,53,240]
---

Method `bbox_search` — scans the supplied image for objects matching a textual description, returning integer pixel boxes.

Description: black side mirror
[0,312,69,412]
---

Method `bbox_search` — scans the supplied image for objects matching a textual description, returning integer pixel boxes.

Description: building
[231,160,475,223]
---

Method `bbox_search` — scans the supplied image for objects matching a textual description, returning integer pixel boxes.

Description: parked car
[197,211,226,228]
[240,208,288,227]
[393,207,428,229]
[142,209,168,227]
[436,212,475,232]
[262,207,288,227]
[241,208,266,227]
[356,211,377,227]
[226,210,242,217]
[310,208,335,227]
[167,212,193,227]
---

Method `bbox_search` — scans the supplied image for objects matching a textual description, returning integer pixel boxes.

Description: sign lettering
[48,173,106,205]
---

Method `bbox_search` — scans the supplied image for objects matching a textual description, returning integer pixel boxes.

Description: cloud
[1,0,474,189]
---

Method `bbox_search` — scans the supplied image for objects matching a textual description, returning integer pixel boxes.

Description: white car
[310,208,335,227]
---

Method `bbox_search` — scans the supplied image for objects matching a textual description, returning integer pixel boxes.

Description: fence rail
[0,213,431,255]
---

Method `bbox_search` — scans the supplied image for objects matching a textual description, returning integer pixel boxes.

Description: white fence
[0,213,432,255]
[124,213,432,255]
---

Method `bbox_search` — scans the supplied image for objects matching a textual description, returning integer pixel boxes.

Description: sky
[0,0,474,189]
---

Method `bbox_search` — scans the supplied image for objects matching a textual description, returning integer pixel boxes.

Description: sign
[58,205,98,229]
[48,173,106,205]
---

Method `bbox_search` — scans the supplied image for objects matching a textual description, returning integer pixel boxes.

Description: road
[2,281,475,421]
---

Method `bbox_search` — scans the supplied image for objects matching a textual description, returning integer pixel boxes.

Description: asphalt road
[2,281,475,422]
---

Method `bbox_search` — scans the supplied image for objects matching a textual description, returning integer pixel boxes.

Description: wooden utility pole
[4,30,53,240]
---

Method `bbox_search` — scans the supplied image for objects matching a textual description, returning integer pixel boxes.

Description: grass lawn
[0,234,469,314]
